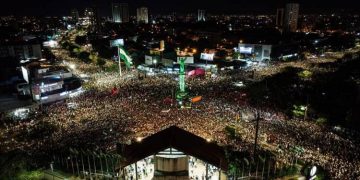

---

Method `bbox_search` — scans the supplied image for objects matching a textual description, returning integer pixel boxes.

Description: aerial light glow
[13,108,30,120]
[136,137,143,142]
[69,64,76,70]
[233,81,245,87]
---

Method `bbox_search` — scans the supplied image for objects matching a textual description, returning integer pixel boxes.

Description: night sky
[1,0,359,16]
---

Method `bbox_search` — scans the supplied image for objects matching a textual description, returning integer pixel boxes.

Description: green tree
[78,51,91,63]
[75,35,87,45]
[96,58,106,67]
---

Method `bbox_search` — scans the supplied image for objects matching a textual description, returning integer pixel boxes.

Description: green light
[176,57,188,101]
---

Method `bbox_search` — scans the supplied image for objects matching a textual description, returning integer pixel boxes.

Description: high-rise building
[84,6,100,32]
[70,9,79,22]
[284,3,299,32]
[119,3,129,23]
[137,7,149,24]
[84,7,94,19]
[112,3,121,23]
[198,9,206,22]
[276,8,284,28]
[83,8,94,25]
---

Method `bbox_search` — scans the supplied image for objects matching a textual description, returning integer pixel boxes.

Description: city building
[276,8,284,29]
[84,5,100,32]
[70,9,79,22]
[137,7,149,24]
[28,65,82,104]
[83,7,94,25]
[0,38,42,60]
[284,3,300,32]
[238,43,272,61]
[198,9,206,22]
[112,3,121,23]
[119,3,129,23]
[84,7,94,19]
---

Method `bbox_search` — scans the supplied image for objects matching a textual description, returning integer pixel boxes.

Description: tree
[78,51,91,63]
[75,35,87,45]
[96,58,106,67]
[225,126,237,139]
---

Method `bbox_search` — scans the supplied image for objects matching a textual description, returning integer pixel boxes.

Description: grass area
[17,170,44,180]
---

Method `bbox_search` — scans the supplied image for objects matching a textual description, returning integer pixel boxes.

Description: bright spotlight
[136,137,143,142]
[69,64,76,70]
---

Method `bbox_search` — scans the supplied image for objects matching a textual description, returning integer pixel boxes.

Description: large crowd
[1,48,360,179]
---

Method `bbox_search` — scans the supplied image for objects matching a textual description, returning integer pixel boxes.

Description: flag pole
[118,46,122,76]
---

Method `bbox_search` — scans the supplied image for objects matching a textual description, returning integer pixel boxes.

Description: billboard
[177,56,194,64]
[145,55,160,65]
[110,39,124,47]
[239,47,253,54]
[200,53,214,61]
[145,55,153,65]
[238,43,272,61]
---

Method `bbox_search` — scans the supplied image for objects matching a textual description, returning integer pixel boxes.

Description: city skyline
[0,0,360,179]
[1,0,359,16]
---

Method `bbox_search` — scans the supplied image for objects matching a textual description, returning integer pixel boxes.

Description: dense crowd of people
[1,48,360,179]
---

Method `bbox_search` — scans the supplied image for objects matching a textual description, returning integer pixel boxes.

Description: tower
[176,58,188,102]
[284,3,299,32]
[137,7,149,24]
[119,3,129,23]
[70,9,79,22]
[197,9,206,22]
[112,3,121,23]
[276,8,284,29]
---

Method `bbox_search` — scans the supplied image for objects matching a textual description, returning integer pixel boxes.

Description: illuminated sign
[200,53,214,61]
[239,47,253,54]
[145,55,159,65]
[177,56,194,64]
[110,39,124,47]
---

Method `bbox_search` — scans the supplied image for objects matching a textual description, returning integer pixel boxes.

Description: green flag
[118,47,133,68]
